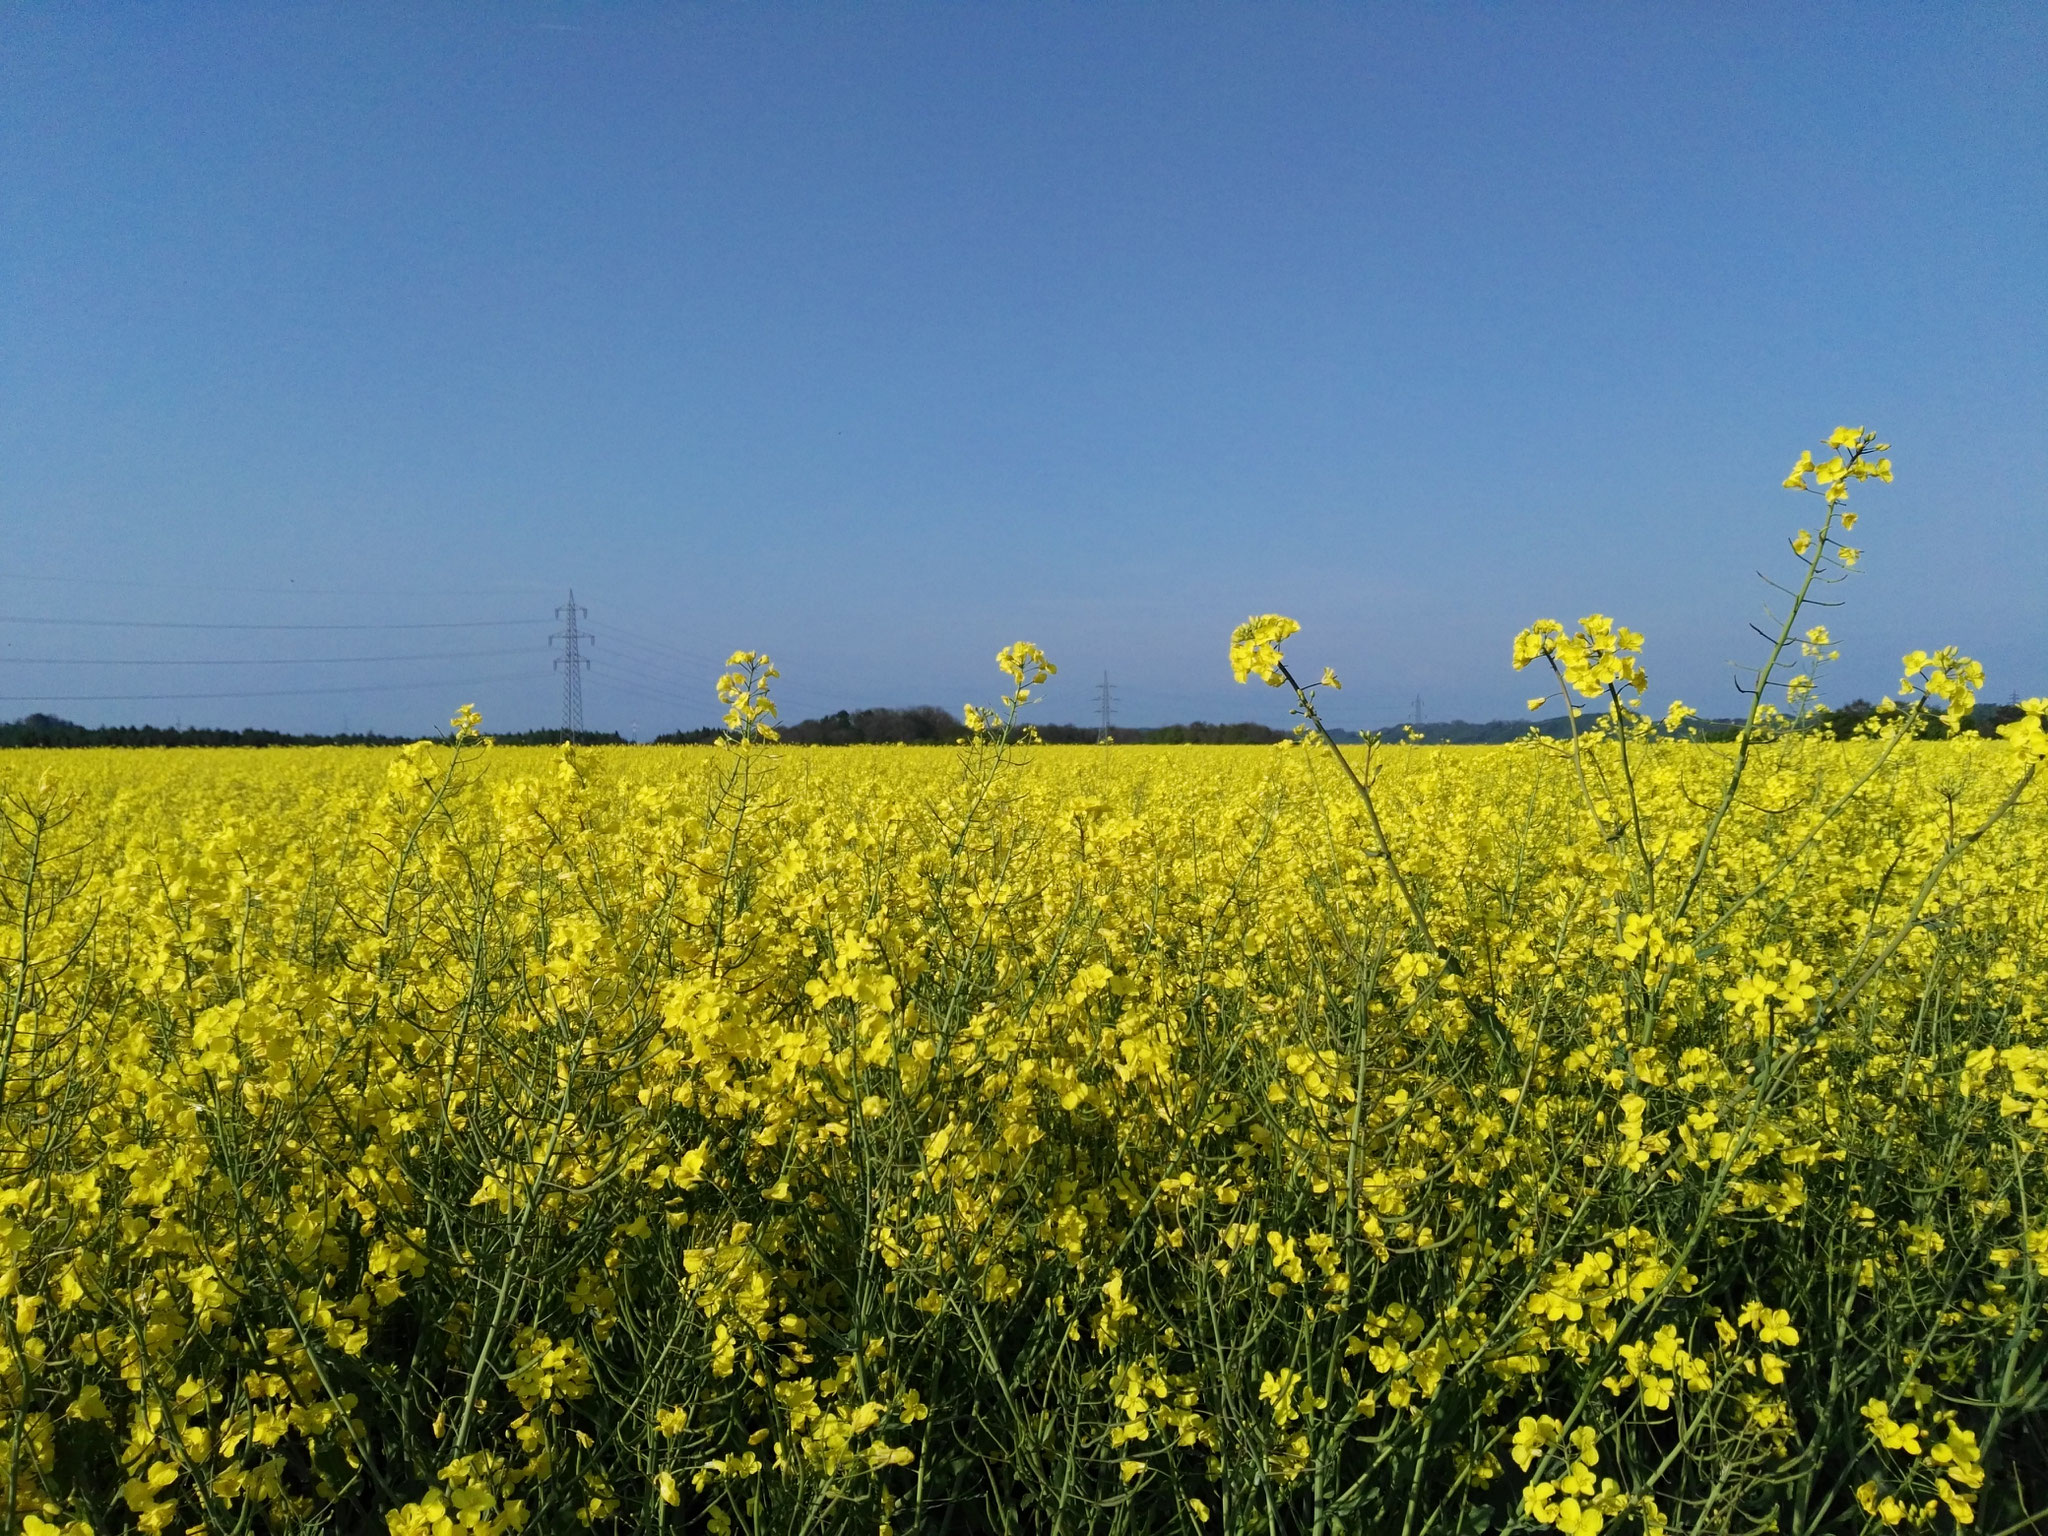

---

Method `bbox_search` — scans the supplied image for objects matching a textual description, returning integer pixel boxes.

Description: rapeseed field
[4,431,2046,1534]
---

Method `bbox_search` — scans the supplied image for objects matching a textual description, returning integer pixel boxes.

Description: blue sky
[2,3,2042,736]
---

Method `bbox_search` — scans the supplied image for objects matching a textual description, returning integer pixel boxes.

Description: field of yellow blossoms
[3,431,2046,1535]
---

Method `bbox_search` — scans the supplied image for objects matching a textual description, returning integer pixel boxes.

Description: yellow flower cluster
[1783,425,1894,505]
[1228,615,1300,687]
[714,651,780,742]
[1513,616,1648,711]
[0,432,2043,1534]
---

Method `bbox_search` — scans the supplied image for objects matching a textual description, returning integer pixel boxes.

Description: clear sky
[3,3,2042,737]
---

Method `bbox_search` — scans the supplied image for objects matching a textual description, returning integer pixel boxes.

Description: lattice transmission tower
[553,591,592,742]
[1096,671,1117,743]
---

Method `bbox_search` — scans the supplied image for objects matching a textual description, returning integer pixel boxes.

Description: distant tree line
[1385,701,2031,746]
[784,706,966,745]
[1811,699,2030,740]
[0,714,627,749]
[5,701,2028,751]
[0,713,416,749]
[482,728,630,746]
[649,708,1295,746]
[1386,717,1576,745]
[1105,721,1290,744]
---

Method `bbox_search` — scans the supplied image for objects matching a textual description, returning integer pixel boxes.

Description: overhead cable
[0,647,538,667]
[0,669,541,704]
[0,616,549,633]
[0,571,556,600]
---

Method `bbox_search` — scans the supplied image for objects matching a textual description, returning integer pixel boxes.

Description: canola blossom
[1,431,2045,1535]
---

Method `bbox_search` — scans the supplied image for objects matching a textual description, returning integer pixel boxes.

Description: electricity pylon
[553,591,591,742]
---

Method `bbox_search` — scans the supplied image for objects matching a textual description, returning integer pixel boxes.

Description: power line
[0,647,536,667]
[603,641,721,681]
[582,644,695,693]
[0,669,542,704]
[603,620,703,655]
[589,622,911,722]
[589,674,700,713]
[605,624,855,704]
[588,625,735,716]
[603,624,730,675]
[0,570,556,600]
[588,658,698,704]
[588,648,695,689]
[0,615,548,633]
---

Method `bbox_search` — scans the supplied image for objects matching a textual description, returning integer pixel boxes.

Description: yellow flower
[1513,615,1647,701]
[996,641,1056,688]
[1259,1367,1303,1425]
[1737,1302,1799,1345]
[1999,704,2048,761]
[1230,614,1300,686]
[717,651,782,740]
[1512,1414,1563,1471]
